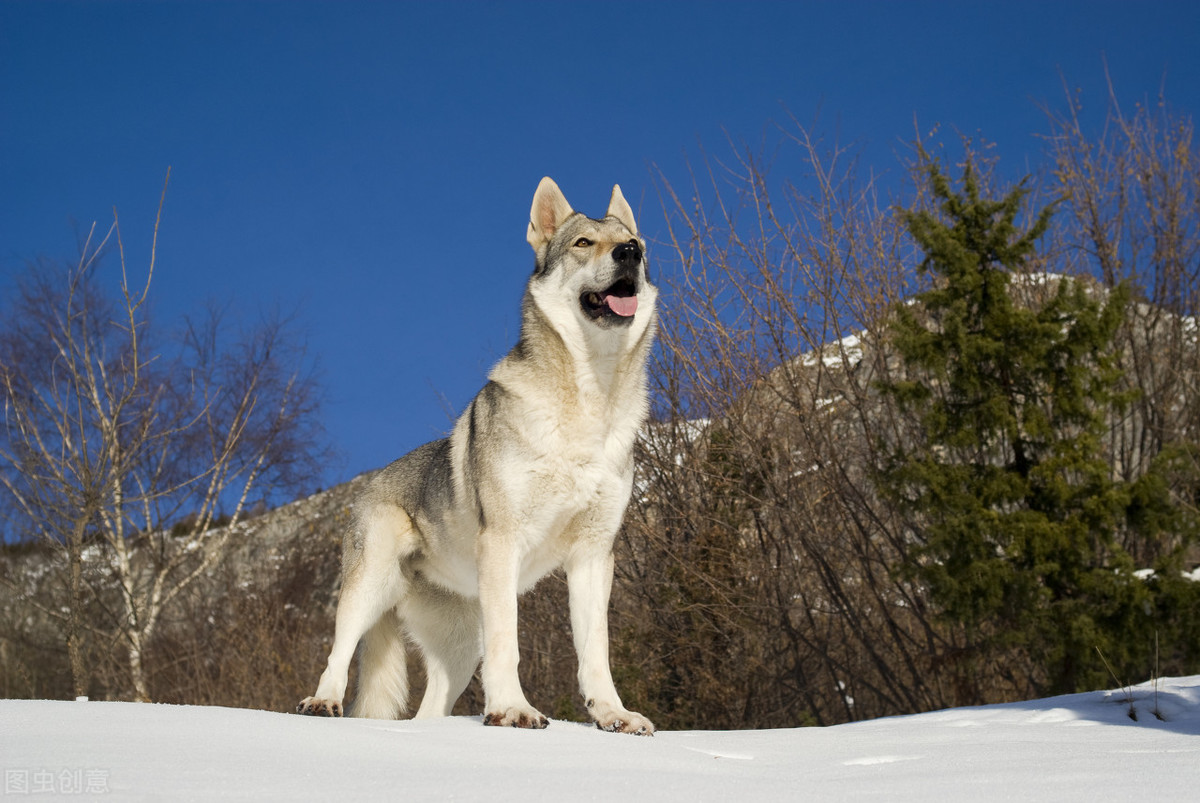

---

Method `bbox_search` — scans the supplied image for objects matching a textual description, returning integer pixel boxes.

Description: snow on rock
[801,331,864,370]
[2,676,1199,801]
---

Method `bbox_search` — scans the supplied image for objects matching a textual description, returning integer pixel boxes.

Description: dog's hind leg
[406,580,482,719]
[298,505,415,717]
[350,606,410,719]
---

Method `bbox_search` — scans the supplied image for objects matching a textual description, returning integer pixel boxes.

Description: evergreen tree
[877,154,1174,698]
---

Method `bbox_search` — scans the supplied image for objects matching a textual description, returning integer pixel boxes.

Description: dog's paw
[482,706,550,729]
[296,697,343,717]
[588,700,655,736]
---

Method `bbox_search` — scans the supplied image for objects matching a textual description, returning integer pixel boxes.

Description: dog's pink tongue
[604,294,638,317]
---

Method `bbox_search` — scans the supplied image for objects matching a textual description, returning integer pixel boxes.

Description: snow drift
[2,676,1198,800]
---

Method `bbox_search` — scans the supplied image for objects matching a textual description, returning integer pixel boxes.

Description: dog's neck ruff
[513,285,654,409]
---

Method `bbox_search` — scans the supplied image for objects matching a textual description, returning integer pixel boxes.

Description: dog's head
[525,177,656,336]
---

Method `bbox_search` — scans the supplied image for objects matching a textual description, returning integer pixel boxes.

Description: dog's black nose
[612,241,642,268]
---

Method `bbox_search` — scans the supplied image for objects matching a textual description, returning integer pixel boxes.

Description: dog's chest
[537,391,638,472]
[506,395,634,530]
[539,447,617,511]
[483,349,643,544]
[510,433,626,590]
[531,413,628,505]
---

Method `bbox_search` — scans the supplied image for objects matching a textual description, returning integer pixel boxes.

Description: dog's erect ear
[527,177,574,251]
[606,184,637,236]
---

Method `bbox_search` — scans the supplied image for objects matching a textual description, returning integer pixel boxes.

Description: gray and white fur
[298,177,657,734]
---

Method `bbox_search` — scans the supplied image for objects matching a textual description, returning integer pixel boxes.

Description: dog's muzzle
[612,241,641,269]
[581,244,642,325]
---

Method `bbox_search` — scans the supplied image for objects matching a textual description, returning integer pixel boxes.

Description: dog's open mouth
[581,278,638,321]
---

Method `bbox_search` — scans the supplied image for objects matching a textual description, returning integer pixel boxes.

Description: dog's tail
[349,606,409,719]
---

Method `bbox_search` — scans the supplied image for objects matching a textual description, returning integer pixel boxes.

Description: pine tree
[877,154,1161,698]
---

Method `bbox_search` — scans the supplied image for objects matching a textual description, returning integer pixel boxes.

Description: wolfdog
[298,178,657,734]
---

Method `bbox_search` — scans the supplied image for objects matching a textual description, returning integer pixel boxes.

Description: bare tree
[0,174,326,700]
[605,127,956,728]
[614,98,1199,728]
[1044,76,1200,514]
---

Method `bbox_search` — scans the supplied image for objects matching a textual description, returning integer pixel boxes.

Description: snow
[3,677,1199,800]
[802,331,864,369]
[1014,271,1068,286]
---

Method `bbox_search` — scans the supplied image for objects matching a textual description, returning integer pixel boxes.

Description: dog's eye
[574,237,593,248]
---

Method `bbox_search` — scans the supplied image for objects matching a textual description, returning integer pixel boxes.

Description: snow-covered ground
[3,676,1198,800]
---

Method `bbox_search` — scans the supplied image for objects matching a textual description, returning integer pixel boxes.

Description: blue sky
[3,1,1199,493]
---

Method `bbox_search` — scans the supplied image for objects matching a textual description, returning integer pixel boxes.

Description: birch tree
[0,175,325,700]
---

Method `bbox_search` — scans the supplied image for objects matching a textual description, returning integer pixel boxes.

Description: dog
[297,177,657,734]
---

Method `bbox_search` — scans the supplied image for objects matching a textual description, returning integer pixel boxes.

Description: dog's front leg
[477,535,548,728]
[565,549,655,735]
